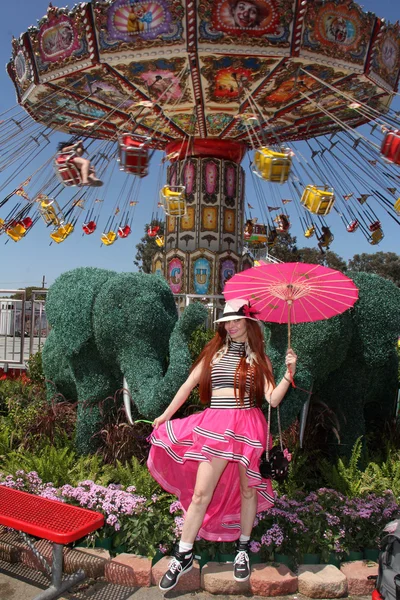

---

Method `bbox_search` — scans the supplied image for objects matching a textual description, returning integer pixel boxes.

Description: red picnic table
[0,486,104,600]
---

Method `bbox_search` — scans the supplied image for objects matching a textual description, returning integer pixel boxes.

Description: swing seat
[101,231,117,246]
[38,198,63,227]
[319,232,334,247]
[147,225,160,238]
[6,222,26,242]
[304,226,315,238]
[155,234,165,247]
[381,130,400,166]
[55,152,82,186]
[82,221,97,235]
[301,185,335,215]
[160,186,186,217]
[252,147,292,183]
[368,228,384,245]
[267,228,278,248]
[369,220,381,232]
[346,220,359,233]
[274,214,290,234]
[21,217,33,229]
[395,198,400,215]
[118,134,150,177]
[117,225,131,238]
[50,223,74,244]
[248,223,267,244]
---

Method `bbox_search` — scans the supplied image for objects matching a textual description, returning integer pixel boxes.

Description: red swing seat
[54,151,82,186]
[118,134,150,178]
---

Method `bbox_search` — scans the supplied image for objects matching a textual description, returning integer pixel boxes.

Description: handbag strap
[266,400,284,460]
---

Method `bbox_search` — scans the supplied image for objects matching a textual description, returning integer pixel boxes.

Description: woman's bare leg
[180,457,228,544]
[72,157,90,183]
[238,463,257,536]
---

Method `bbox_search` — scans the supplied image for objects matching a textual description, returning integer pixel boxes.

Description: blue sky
[0,0,399,289]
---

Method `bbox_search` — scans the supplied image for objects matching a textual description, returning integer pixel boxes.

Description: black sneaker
[159,549,193,591]
[233,540,250,582]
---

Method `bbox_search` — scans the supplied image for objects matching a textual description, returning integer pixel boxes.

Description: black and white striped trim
[150,436,184,464]
[166,421,192,446]
[193,426,228,442]
[224,429,263,448]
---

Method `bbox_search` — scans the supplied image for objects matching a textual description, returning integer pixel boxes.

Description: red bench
[0,486,104,600]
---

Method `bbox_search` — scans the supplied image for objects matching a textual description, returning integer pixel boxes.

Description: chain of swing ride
[238,68,400,253]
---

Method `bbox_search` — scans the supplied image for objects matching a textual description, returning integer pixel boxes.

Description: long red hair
[191,320,275,407]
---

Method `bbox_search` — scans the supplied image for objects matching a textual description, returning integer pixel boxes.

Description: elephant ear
[348,271,400,367]
[46,267,116,357]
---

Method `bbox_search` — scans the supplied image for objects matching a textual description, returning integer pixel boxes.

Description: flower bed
[1,471,399,563]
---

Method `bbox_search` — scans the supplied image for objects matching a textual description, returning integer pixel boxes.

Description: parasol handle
[287,300,292,349]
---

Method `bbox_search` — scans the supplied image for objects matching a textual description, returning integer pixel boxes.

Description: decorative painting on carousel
[223,162,239,207]
[62,70,138,112]
[201,56,276,103]
[190,253,214,295]
[201,207,219,232]
[181,159,198,203]
[166,216,177,234]
[258,64,344,109]
[369,24,400,89]
[206,113,234,135]
[152,255,164,278]
[167,256,184,294]
[219,256,238,292]
[301,0,375,66]
[181,207,196,231]
[116,58,191,105]
[28,8,88,74]
[10,38,34,98]
[94,0,184,51]
[198,0,295,47]
[223,208,236,235]
[171,113,200,135]
[201,159,220,204]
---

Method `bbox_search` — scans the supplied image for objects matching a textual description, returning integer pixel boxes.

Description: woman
[148,298,297,591]
[56,139,103,187]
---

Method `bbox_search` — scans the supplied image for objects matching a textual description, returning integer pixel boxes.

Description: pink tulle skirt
[147,406,275,541]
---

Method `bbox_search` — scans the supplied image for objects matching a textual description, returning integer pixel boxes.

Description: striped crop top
[211,341,252,398]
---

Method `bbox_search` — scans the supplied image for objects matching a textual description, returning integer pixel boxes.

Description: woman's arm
[152,360,204,428]
[264,348,297,408]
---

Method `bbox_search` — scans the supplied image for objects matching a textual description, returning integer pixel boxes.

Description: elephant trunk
[122,302,207,421]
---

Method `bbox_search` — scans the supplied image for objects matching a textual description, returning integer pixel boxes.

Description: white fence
[0,290,49,367]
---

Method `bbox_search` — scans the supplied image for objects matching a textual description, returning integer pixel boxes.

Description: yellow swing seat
[39,197,63,226]
[252,147,292,183]
[101,231,117,246]
[155,235,165,247]
[368,228,384,245]
[6,222,26,242]
[304,225,315,238]
[50,223,74,243]
[160,185,186,217]
[394,198,400,215]
[301,185,335,216]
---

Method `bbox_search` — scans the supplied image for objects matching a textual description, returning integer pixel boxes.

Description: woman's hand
[285,348,297,377]
[152,414,168,429]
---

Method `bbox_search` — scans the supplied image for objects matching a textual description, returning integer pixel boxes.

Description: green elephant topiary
[42,267,207,454]
[266,271,400,455]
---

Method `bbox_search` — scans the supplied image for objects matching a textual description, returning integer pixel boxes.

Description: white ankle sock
[239,534,250,543]
[179,541,193,553]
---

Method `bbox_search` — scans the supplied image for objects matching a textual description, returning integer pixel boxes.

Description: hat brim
[214,315,260,323]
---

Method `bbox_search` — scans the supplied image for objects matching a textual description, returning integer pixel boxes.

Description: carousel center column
[152,139,253,308]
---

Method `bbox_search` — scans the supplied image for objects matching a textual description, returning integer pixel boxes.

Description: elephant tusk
[123,377,134,425]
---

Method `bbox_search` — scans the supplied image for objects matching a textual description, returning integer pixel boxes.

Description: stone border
[0,531,379,598]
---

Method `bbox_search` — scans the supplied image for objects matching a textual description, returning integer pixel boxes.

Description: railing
[174,294,225,329]
[0,289,48,368]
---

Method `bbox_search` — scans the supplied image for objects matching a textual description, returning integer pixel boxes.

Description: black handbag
[259,401,291,482]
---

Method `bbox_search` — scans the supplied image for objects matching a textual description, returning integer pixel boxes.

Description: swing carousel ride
[2,0,400,295]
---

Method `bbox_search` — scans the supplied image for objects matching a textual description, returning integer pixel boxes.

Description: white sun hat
[215,298,259,323]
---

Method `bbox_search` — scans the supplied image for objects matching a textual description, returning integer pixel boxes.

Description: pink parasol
[224,262,359,348]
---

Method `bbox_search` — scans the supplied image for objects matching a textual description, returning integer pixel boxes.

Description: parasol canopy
[223,262,359,347]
